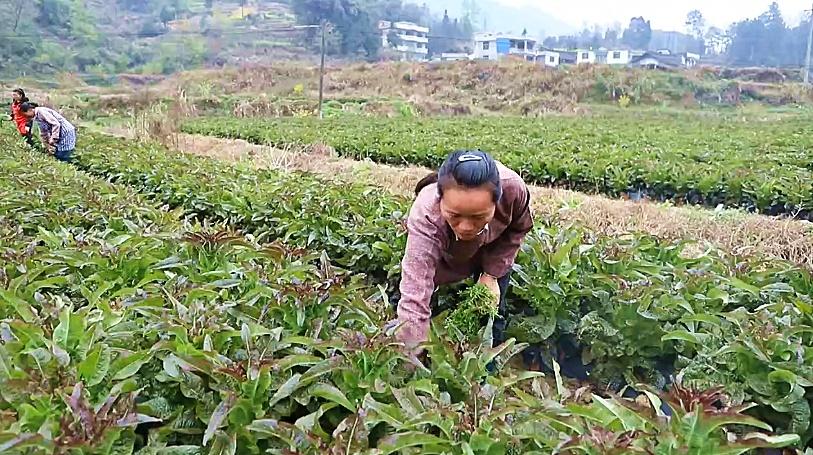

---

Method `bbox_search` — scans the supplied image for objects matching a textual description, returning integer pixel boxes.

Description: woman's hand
[478,273,501,308]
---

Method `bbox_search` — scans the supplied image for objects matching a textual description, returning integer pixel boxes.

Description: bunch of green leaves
[557,382,799,454]
[444,284,499,344]
[676,302,813,444]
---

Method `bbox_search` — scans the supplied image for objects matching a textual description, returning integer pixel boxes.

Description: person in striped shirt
[20,102,77,162]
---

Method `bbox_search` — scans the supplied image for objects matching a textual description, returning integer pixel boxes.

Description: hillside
[0,0,310,79]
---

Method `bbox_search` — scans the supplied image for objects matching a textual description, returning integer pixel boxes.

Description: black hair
[12,88,28,103]
[19,102,38,113]
[414,150,502,202]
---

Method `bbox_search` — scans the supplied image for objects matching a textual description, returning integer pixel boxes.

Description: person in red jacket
[8,88,34,146]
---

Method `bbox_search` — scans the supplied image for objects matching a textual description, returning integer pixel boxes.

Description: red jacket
[10,102,29,136]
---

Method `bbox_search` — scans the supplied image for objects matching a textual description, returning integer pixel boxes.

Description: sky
[493,0,811,31]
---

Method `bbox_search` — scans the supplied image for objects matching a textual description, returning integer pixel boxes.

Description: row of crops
[1,129,812,452]
[75,132,813,445]
[182,113,813,218]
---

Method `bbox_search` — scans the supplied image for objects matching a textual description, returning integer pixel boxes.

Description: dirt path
[151,132,813,268]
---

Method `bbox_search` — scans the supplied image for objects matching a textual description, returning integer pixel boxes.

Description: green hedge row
[182,113,813,217]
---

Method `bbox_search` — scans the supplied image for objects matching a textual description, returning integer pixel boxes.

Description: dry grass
[145,61,813,116]
[165,133,813,269]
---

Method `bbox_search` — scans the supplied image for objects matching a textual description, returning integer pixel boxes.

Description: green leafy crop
[444,284,499,343]
[1,128,805,452]
[183,112,813,217]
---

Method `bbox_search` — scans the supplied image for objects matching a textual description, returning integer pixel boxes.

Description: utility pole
[318,21,327,119]
[806,3,813,84]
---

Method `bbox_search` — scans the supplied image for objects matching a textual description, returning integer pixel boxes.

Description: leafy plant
[444,284,499,343]
[3,128,809,451]
[182,113,813,217]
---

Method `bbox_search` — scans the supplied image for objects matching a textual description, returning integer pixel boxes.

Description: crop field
[3,124,813,452]
[183,112,813,218]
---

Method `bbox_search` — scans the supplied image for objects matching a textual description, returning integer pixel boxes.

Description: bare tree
[12,0,26,32]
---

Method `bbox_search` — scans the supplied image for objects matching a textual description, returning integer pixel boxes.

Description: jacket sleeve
[480,185,534,278]
[396,198,444,347]
[38,109,61,145]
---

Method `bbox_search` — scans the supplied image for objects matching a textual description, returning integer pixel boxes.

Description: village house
[437,52,471,62]
[537,50,560,67]
[576,49,596,64]
[558,51,577,65]
[378,20,429,62]
[630,51,700,69]
[457,30,700,71]
[472,32,538,61]
[594,49,633,65]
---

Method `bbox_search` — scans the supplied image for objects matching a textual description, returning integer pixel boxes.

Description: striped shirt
[35,107,76,152]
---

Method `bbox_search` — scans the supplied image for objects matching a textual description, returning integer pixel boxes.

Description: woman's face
[440,185,496,241]
[12,92,22,103]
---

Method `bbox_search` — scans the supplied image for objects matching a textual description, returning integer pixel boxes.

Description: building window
[483,55,489,60]
[483,41,490,50]
[613,51,622,59]
[581,52,589,60]
[549,56,555,63]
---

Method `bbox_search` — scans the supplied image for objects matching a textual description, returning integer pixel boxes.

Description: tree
[685,10,706,54]
[727,18,764,65]
[10,0,26,31]
[760,2,785,66]
[604,29,619,47]
[724,2,790,67]
[427,8,471,56]
[292,0,375,57]
[159,5,176,26]
[398,2,429,24]
[704,26,728,55]
[685,10,706,38]
[461,0,480,31]
[0,0,39,70]
[622,16,652,50]
[36,0,72,28]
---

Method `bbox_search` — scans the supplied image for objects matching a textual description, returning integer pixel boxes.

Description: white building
[538,50,560,67]
[438,52,470,62]
[629,51,700,69]
[473,32,538,61]
[576,49,596,64]
[606,49,631,65]
[379,21,429,61]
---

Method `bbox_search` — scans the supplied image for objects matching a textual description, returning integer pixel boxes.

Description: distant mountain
[426,0,575,38]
